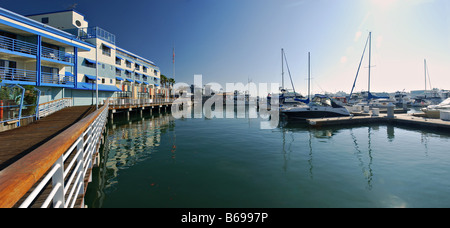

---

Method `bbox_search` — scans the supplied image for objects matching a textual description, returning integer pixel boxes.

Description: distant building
[0,7,163,106]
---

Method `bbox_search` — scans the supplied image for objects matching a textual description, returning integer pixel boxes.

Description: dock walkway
[0,106,96,171]
[307,113,450,130]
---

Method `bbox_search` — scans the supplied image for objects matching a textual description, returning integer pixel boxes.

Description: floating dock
[307,113,450,130]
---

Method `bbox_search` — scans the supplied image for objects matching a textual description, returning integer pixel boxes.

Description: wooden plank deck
[0,106,96,171]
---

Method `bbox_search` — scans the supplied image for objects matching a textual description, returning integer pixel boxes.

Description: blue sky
[1,0,449,94]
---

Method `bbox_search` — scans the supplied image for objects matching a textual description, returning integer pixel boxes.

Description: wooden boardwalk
[0,106,96,171]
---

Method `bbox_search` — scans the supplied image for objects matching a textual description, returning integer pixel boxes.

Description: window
[116,68,122,76]
[102,78,105,84]
[135,63,140,71]
[116,57,121,65]
[126,60,131,68]
[42,17,49,24]
[102,45,111,56]
[143,67,147,73]
[84,59,96,68]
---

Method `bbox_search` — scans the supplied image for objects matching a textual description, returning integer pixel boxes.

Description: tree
[160,74,168,88]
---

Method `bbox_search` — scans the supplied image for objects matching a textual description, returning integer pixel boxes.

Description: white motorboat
[281,94,350,119]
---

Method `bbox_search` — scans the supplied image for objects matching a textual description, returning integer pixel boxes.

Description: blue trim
[135,80,142,84]
[85,74,98,80]
[102,43,115,50]
[1,80,36,86]
[74,47,78,88]
[65,72,73,76]
[143,82,149,85]
[84,58,96,64]
[42,56,74,66]
[116,77,124,81]
[125,69,133,73]
[155,84,159,87]
[36,35,41,86]
[116,67,124,71]
[143,74,148,78]
[116,56,124,60]
[0,48,36,59]
[0,14,92,51]
[126,79,134,82]
[75,82,121,92]
[40,83,75,88]
[135,72,142,75]
[116,46,158,67]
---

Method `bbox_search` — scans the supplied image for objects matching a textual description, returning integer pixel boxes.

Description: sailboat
[281,52,350,119]
[278,49,308,107]
[348,32,395,109]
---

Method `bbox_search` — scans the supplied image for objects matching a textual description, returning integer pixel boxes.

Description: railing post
[76,135,85,200]
[51,156,65,208]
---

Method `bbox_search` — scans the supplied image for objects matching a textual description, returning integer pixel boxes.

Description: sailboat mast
[308,52,311,101]
[424,59,427,92]
[282,48,284,89]
[368,32,372,96]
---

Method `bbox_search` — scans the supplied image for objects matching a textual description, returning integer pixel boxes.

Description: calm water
[85,107,450,208]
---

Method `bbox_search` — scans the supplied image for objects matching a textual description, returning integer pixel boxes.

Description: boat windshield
[439,98,450,106]
[311,96,332,107]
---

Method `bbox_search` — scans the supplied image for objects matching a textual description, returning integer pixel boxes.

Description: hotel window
[116,68,122,76]
[84,59,96,68]
[116,57,121,65]
[135,63,140,71]
[125,70,131,78]
[143,67,147,73]
[126,60,131,68]
[101,44,111,57]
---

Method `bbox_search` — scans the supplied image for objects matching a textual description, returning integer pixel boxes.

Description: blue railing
[69,27,116,45]
[0,35,74,64]
[41,72,75,85]
[41,46,74,64]
[0,35,37,56]
[0,67,37,83]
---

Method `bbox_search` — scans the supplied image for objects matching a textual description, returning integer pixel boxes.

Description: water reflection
[86,106,450,208]
[88,112,174,207]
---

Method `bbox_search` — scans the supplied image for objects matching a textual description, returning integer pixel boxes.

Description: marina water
[85,106,450,208]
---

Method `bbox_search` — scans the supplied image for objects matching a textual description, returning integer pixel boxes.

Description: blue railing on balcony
[0,67,37,83]
[41,72,75,85]
[68,27,116,45]
[41,46,74,64]
[0,35,74,64]
[0,35,37,56]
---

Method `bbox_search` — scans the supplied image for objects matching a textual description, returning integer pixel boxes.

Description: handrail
[0,99,109,208]
[38,98,73,119]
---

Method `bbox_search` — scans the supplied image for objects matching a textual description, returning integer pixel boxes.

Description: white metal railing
[38,98,73,119]
[18,102,109,208]
[108,97,174,109]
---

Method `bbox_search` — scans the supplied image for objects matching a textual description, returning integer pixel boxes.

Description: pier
[307,113,450,130]
[0,98,172,208]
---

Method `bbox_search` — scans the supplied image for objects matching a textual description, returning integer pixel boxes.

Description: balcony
[67,27,116,45]
[0,67,75,86]
[0,35,37,57]
[0,67,37,84]
[0,35,74,65]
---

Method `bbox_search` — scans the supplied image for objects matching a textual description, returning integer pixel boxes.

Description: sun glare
[371,0,397,9]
